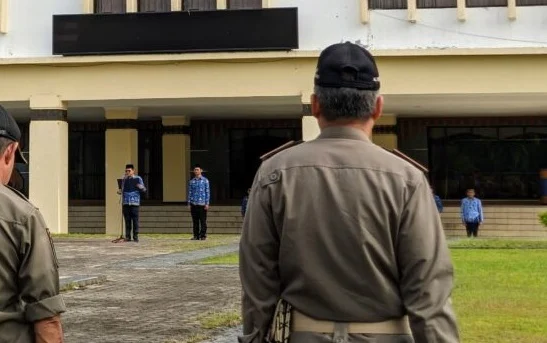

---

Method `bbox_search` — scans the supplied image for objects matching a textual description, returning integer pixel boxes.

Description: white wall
[275,0,547,50]
[0,0,80,57]
[1,0,547,58]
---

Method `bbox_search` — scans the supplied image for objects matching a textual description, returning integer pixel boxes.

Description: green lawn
[200,239,547,343]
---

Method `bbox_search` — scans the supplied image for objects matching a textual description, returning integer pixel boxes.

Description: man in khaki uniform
[239,42,459,343]
[0,105,66,342]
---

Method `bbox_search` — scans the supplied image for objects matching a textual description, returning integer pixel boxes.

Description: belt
[291,310,412,335]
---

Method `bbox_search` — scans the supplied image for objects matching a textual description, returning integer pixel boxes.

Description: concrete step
[68,205,547,237]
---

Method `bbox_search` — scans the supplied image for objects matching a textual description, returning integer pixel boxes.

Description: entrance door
[229,128,300,200]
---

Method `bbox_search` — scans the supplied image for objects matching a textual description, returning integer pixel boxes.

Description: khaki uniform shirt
[0,184,66,343]
[239,127,459,343]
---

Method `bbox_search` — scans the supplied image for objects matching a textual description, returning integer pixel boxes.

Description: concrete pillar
[302,115,320,141]
[301,94,321,142]
[162,116,191,202]
[105,108,138,235]
[372,115,398,150]
[28,95,68,234]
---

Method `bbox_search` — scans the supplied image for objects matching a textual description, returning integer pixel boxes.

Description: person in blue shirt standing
[432,188,443,213]
[460,188,484,238]
[118,164,147,243]
[188,164,210,240]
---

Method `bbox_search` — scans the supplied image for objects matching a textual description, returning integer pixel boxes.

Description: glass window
[95,0,127,13]
[447,127,472,138]
[472,127,497,140]
[429,127,445,140]
[228,0,262,9]
[428,125,547,199]
[69,128,105,200]
[139,129,163,201]
[183,0,216,10]
[499,127,524,140]
[138,0,171,12]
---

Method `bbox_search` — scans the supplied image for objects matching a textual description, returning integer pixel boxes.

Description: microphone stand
[112,176,127,243]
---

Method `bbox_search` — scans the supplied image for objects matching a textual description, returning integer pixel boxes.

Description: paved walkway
[55,236,242,343]
[111,243,240,269]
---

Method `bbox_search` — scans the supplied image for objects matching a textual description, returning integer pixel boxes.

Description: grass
[448,238,547,249]
[199,253,240,265]
[162,334,211,343]
[60,282,81,292]
[198,309,242,330]
[153,234,240,253]
[199,239,547,343]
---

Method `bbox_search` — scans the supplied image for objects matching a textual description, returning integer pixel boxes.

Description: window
[369,0,407,9]
[69,125,106,200]
[428,126,547,200]
[417,0,456,8]
[183,0,216,10]
[369,0,511,8]
[228,0,262,9]
[138,0,171,12]
[517,0,547,5]
[466,0,506,6]
[138,127,163,201]
[95,0,127,13]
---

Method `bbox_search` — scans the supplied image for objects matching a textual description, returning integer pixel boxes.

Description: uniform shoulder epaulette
[260,140,304,161]
[5,184,30,202]
[382,147,429,174]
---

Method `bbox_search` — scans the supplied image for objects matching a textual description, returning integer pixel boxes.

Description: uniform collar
[317,126,372,142]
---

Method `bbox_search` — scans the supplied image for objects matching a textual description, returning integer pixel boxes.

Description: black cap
[0,105,27,164]
[314,42,380,91]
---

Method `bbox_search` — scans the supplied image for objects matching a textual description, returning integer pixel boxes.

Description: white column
[29,95,69,234]
[302,116,320,142]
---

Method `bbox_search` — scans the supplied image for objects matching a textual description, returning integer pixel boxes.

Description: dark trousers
[465,222,480,237]
[123,205,140,241]
[190,204,208,239]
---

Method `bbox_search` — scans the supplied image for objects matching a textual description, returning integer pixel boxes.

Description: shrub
[538,212,547,228]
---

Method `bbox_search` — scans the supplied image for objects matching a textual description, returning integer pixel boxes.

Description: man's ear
[2,142,16,165]
[371,95,384,122]
[311,94,321,120]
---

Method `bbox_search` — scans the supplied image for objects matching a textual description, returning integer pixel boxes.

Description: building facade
[1,0,547,235]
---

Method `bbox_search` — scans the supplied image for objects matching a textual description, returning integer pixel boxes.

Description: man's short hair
[314,86,378,121]
[193,164,202,169]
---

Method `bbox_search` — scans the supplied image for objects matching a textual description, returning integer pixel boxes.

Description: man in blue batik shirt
[432,188,443,213]
[460,188,484,237]
[118,164,146,243]
[188,164,210,240]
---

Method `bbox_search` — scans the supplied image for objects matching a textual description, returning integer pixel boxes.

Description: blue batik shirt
[241,195,249,216]
[122,175,146,206]
[460,197,484,223]
[433,195,443,213]
[188,176,210,206]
